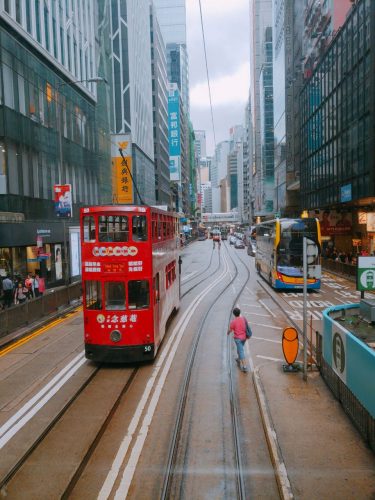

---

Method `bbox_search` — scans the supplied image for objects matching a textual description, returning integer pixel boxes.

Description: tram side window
[85,280,102,310]
[99,216,129,242]
[132,216,148,241]
[128,280,150,309]
[105,281,126,310]
[83,216,96,242]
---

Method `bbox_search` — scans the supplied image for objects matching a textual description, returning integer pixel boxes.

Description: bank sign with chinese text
[168,84,181,182]
[357,257,375,291]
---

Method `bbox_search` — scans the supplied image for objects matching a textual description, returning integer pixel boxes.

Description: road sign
[357,257,375,291]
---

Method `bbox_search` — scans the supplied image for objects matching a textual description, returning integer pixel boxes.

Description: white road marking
[0,352,86,449]
[181,271,198,282]
[257,355,285,362]
[259,299,276,318]
[252,336,281,344]
[99,253,231,499]
[252,323,283,330]
[246,312,271,318]
[245,286,255,296]
[241,303,262,308]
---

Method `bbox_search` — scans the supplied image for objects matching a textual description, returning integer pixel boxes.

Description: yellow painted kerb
[0,306,82,357]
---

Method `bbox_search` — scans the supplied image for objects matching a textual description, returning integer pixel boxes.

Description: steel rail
[181,245,220,299]
[160,241,250,500]
[0,365,138,495]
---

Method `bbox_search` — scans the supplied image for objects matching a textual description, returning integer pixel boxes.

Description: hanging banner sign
[54,184,72,218]
[112,135,133,204]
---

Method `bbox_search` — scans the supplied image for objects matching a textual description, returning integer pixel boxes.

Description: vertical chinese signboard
[112,134,133,204]
[168,83,181,182]
[54,184,72,217]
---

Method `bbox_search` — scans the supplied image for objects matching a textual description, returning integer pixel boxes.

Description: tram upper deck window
[128,280,150,309]
[83,216,96,242]
[85,280,102,310]
[105,281,126,310]
[132,216,148,241]
[98,215,129,242]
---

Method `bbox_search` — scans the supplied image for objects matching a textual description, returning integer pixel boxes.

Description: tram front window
[105,281,126,310]
[128,280,150,309]
[85,280,102,310]
[99,216,129,242]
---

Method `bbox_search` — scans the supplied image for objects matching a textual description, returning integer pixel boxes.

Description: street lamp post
[56,77,107,285]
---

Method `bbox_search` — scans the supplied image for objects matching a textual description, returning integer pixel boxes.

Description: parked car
[229,235,236,245]
[234,239,245,249]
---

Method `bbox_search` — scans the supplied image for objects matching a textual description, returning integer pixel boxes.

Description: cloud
[190,62,250,107]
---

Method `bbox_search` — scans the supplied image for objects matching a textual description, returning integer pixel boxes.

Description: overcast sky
[186,0,250,156]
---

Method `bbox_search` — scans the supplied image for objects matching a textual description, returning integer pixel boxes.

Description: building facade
[300,0,375,254]
[249,0,274,220]
[0,0,111,283]
[150,4,170,207]
[110,0,155,205]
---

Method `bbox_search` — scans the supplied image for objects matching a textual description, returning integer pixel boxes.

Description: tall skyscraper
[150,4,171,207]
[154,0,191,215]
[194,130,206,160]
[110,0,155,205]
[249,0,274,219]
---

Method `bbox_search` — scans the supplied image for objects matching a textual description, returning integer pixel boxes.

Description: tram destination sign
[357,257,375,292]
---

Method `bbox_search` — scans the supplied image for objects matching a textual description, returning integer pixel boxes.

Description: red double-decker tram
[80,205,180,363]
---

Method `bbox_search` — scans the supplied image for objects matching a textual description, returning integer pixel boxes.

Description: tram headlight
[110,330,122,343]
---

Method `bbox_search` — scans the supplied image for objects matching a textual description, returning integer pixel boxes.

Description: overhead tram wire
[198,0,217,151]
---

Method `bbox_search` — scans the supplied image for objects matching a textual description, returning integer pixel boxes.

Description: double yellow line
[0,306,82,358]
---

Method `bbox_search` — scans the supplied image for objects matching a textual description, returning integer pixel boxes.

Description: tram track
[0,363,139,498]
[160,242,255,500]
[181,245,220,299]
[180,244,214,288]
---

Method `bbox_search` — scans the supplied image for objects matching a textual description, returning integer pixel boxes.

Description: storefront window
[0,248,11,276]
[12,247,26,277]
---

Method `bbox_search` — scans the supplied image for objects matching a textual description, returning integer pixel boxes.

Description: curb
[252,367,294,500]
[0,301,82,351]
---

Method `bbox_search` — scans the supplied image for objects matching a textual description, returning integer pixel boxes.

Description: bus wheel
[269,273,273,286]
[256,264,261,275]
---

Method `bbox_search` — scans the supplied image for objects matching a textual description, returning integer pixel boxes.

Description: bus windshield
[277,219,320,268]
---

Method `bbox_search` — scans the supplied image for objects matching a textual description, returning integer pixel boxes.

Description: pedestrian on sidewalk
[2,275,14,308]
[227,307,251,372]
[14,282,28,304]
[32,274,40,297]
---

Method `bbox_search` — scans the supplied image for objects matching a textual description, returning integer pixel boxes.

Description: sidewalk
[256,361,375,499]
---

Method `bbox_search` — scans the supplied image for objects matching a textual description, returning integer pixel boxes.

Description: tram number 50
[144,345,152,352]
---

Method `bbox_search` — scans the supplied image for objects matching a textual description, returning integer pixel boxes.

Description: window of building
[15,0,21,23]
[132,216,147,241]
[3,58,14,109]
[26,1,32,33]
[105,281,125,310]
[36,0,41,43]
[128,280,150,310]
[85,280,102,310]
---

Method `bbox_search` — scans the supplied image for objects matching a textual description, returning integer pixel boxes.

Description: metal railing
[316,331,375,453]
[322,259,357,281]
[0,282,82,339]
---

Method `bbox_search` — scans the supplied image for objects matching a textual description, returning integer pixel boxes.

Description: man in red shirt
[227,307,249,372]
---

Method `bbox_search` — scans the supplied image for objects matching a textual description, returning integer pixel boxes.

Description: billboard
[54,184,72,218]
[314,210,352,236]
[168,84,181,181]
[112,135,133,204]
